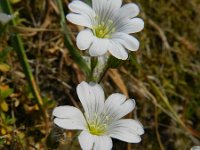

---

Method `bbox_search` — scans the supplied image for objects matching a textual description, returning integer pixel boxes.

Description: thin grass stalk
[148,79,199,139]
[55,0,91,77]
[1,0,46,119]
[155,106,165,150]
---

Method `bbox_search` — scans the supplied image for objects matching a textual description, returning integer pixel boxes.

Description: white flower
[191,146,200,150]
[66,0,144,60]
[0,12,13,24]
[53,81,144,150]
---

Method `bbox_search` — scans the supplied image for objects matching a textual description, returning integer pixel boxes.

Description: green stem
[55,0,91,77]
[1,0,46,118]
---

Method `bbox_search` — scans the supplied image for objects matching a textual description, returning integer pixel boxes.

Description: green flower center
[93,19,115,38]
[94,23,110,38]
[88,123,107,135]
[87,113,110,136]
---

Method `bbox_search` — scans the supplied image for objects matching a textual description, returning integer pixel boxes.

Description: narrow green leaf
[55,0,91,77]
[1,0,46,118]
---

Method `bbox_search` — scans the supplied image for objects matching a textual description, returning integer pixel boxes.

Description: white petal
[116,18,144,34]
[116,99,135,119]
[104,93,135,120]
[53,106,84,119]
[93,136,113,150]
[108,40,128,60]
[0,13,12,24]
[92,0,106,12]
[111,119,144,135]
[89,82,105,115]
[76,29,94,50]
[68,0,95,18]
[53,106,86,130]
[66,13,92,28]
[89,38,109,56]
[108,0,122,10]
[112,32,139,51]
[108,119,144,143]
[54,118,85,130]
[117,3,139,19]
[93,0,121,23]
[78,131,95,150]
[77,81,105,120]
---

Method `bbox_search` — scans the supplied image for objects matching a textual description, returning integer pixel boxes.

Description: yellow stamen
[93,18,115,38]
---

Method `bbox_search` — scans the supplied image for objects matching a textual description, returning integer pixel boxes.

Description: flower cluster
[52,0,144,149]
[67,0,144,60]
[53,81,144,150]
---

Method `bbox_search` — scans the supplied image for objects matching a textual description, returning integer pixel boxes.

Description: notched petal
[68,0,95,16]
[116,18,144,34]
[117,3,140,19]
[108,40,128,60]
[53,106,84,119]
[112,32,140,51]
[108,119,144,143]
[66,13,93,28]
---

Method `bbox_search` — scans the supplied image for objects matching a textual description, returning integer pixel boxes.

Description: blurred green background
[0,0,200,149]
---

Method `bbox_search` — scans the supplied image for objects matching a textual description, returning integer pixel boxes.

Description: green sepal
[91,57,98,72]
